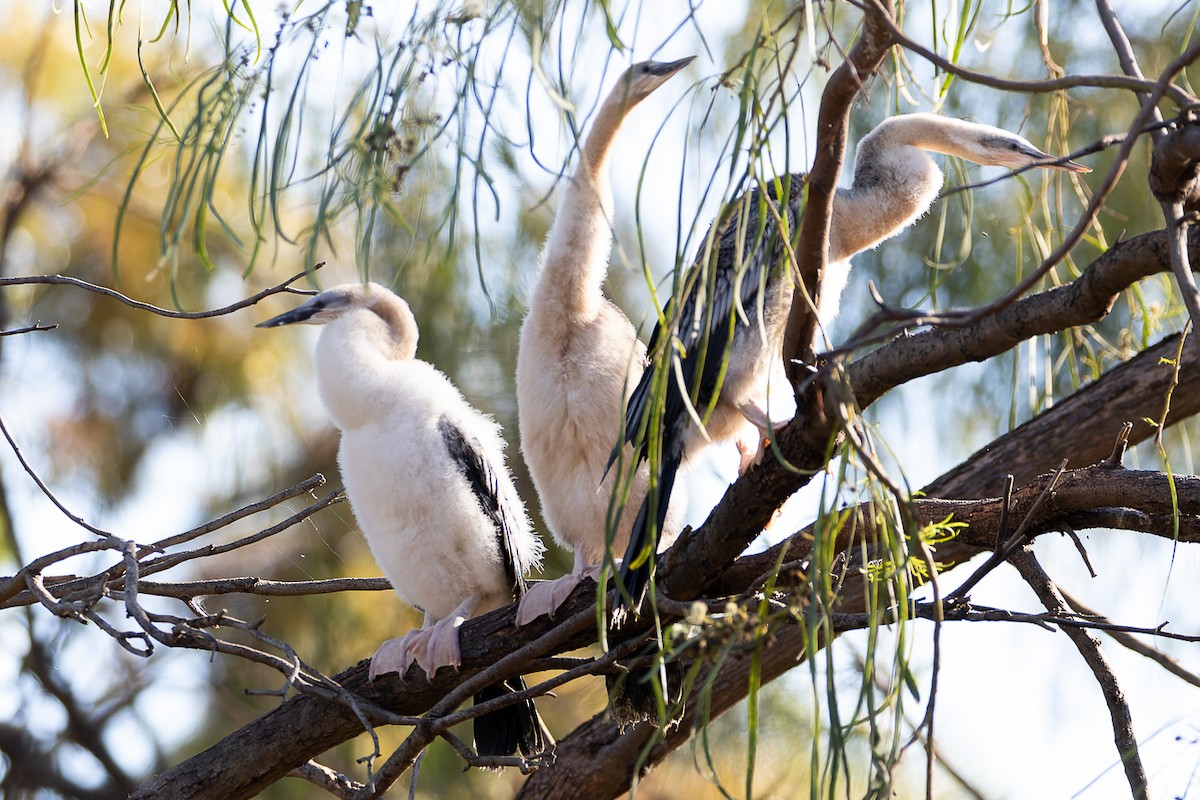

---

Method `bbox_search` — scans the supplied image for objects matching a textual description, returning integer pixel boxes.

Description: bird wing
[622,173,807,458]
[437,416,527,599]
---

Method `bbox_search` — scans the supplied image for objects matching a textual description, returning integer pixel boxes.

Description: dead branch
[1009,547,1148,799]
[0,264,323,320]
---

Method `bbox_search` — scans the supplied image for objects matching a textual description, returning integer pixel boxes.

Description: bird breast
[518,301,673,556]
[339,412,513,620]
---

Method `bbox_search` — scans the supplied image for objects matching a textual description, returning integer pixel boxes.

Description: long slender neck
[531,84,636,324]
[830,114,953,262]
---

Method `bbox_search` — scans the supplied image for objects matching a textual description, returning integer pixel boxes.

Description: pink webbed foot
[515,573,583,626]
[416,614,466,679]
[369,627,431,681]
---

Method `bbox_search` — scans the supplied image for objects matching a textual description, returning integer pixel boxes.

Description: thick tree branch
[725,468,1200,596]
[782,0,897,377]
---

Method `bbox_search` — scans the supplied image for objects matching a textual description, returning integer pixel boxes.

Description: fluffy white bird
[515,57,694,625]
[616,113,1090,611]
[258,283,549,758]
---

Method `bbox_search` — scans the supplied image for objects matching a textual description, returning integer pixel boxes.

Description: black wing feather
[439,417,549,759]
[438,416,526,598]
[624,173,805,459]
[613,173,805,616]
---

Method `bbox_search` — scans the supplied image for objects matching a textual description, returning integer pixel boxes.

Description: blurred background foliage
[0,1,1197,798]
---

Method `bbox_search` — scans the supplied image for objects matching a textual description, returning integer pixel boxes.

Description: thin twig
[288,761,365,799]
[0,264,324,320]
[862,0,1197,107]
[0,411,116,538]
[946,460,1069,602]
[149,474,328,552]
[1060,526,1098,578]
[1009,547,1149,799]
[0,322,57,336]
[1060,589,1200,689]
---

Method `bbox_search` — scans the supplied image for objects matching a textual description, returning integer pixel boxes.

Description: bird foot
[515,573,584,626]
[369,628,430,681]
[738,399,792,434]
[737,400,792,475]
[736,438,767,475]
[417,614,465,678]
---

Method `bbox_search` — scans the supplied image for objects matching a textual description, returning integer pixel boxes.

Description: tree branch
[1008,547,1148,799]
[782,0,897,378]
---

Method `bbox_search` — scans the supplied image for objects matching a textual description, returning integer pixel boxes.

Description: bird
[514,56,695,626]
[615,112,1091,613]
[257,282,550,759]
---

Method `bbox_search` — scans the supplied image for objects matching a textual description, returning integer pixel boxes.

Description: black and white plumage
[616,113,1090,612]
[515,57,694,626]
[258,282,549,758]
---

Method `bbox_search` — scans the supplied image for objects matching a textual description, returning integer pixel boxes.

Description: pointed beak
[257,300,320,328]
[1031,145,1090,173]
[1019,141,1091,174]
[1056,158,1092,174]
[646,56,696,77]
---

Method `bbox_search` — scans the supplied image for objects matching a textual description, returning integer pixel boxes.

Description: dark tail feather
[615,436,684,619]
[607,658,686,729]
[474,678,552,759]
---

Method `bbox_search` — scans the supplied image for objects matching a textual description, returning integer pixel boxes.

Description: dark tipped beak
[257,304,319,328]
[1057,158,1092,174]
[1026,144,1092,174]
[647,56,696,77]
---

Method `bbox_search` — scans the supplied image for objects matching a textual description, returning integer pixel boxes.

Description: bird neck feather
[582,84,637,175]
[830,115,951,260]
[366,294,419,361]
[531,86,638,324]
[314,307,417,429]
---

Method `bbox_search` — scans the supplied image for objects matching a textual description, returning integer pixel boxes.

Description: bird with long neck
[515,57,694,625]
[615,113,1090,614]
[258,283,550,759]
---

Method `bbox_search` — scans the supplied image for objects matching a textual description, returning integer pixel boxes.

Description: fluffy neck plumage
[315,306,417,430]
[531,83,637,324]
[831,115,958,262]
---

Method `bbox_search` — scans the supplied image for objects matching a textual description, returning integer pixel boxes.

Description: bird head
[258,282,420,359]
[961,127,1091,173]
[256,285,364,328]
[619,56,696,104]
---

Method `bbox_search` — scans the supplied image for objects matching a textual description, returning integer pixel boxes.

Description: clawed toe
[416,616,465,678]
[369,629,429,680]
[515,574,584,626]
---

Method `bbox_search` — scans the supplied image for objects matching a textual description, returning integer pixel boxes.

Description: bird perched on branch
[258,283,550,759]
[515,57,695,625]
[616,113,1090,613]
